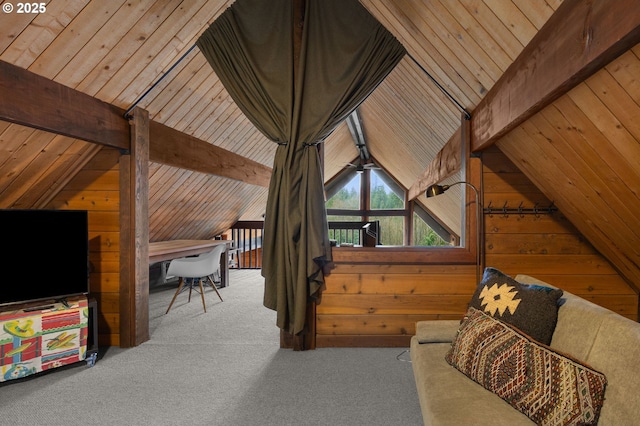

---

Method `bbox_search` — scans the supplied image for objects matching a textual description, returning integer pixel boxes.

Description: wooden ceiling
[2,1,640,288]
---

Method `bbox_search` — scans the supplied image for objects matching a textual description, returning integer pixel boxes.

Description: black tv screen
[0,209,90,307]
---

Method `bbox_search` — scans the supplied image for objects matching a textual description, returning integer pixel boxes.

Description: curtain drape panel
[197,0,406,336]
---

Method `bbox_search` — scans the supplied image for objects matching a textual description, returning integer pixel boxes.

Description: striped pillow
[445,307,607,426]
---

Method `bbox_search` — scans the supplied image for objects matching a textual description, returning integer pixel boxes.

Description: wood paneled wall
[318,148,638,347]
[483,146,638,321]
[318,263,477,347]
[46,147,121,346]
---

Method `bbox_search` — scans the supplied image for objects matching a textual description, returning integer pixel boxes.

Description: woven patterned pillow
[469,267,563,344]
[446,307,607,426]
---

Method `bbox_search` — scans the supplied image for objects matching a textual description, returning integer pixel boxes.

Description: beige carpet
[0,269,423,426]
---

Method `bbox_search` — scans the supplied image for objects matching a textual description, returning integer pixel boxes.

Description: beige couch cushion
[415,320,460,344]
[514,274,609,360]
[550,292,610,360]
[410,337,533,426]
[585,313,640,425]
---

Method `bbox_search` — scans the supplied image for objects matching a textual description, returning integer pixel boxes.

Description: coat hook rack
[484,201,557,217]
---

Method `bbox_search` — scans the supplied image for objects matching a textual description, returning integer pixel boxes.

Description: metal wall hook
[483,200,558,216]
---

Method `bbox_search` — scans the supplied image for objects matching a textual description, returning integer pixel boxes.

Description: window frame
[326,163,412,244]
[327,140,481,267]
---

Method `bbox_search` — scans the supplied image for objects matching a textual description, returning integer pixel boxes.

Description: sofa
[410,270,640,426]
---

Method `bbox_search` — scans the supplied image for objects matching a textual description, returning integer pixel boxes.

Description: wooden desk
[149,240,231,287]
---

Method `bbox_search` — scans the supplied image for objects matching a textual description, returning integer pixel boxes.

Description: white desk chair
[165,245,225,314]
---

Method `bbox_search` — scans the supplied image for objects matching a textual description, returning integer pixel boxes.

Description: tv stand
[0,295,95,382]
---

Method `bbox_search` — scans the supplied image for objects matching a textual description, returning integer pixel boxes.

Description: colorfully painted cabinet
[0,296,91,382]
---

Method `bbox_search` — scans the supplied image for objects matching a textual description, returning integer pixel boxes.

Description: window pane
[420,173,464,246]
[413,212,450,246]
[326,173,360,210]
[370,170,404,210]
[369,215,404,245]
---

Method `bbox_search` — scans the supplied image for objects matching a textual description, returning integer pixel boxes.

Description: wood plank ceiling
[1,0,640,289]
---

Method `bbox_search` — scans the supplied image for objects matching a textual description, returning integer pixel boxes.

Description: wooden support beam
[120,108,150,348]
[407,125,461,200]
[149,119,272,187]
[471,0,640,151]
[0,60,130,150]
[0,59,272,186]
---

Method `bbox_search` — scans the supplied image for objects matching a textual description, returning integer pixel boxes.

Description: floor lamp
[425,181,483,285]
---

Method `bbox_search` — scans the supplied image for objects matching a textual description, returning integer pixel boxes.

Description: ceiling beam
[0,59,272,187]
[409,0,640,197]
[149,121,272,187]
[0,60,130,150]
[471,0,640,151]
[346,110,370,161]
[407,124,462,200]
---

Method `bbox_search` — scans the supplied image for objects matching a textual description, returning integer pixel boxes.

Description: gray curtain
[197,0,405,336]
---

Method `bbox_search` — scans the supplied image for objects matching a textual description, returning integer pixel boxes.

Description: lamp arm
[425,180,483,283]
[448,181,482,284]
[446,181,479,198]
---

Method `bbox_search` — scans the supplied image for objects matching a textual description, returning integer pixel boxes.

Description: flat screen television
[0,209,90,308]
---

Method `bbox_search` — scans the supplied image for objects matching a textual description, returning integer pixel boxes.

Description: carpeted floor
[0,270,423,426]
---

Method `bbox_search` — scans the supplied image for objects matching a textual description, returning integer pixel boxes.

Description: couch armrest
[415,320,460,344]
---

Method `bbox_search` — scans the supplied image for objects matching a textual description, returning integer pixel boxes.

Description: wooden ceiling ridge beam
[408,0,640,200]
[0,60,272,187]
[346,109,369,161]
